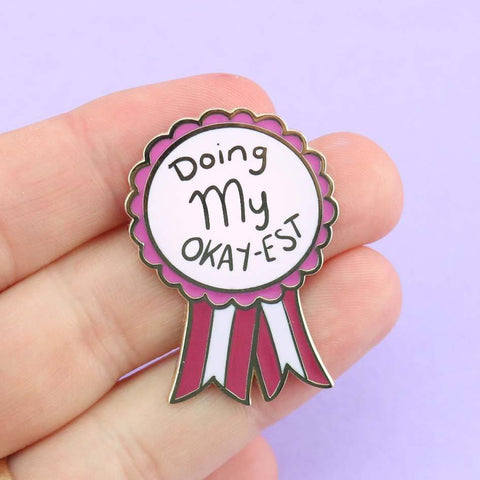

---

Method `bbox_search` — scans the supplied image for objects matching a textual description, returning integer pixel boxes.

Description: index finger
[0,74,274,290]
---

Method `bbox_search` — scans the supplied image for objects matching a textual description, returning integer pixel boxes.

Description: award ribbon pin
[126,109,338,404]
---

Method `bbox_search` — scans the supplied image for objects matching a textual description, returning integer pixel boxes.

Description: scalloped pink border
[126,109,337,307]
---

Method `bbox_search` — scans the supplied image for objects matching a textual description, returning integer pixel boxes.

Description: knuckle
[91,411,167,480]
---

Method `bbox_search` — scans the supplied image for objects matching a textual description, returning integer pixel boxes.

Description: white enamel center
[146,126,320,291]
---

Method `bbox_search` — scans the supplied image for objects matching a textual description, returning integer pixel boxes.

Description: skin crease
[0,74,403,479]
[206,437,278,480]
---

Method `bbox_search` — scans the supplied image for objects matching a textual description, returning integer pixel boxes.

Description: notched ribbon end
[169,289,332,405]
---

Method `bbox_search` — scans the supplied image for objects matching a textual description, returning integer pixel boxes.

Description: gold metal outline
[125,108,339,404]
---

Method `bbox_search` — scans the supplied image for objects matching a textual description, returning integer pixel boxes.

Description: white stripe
[202,304,236,386]
[261,301,304,376]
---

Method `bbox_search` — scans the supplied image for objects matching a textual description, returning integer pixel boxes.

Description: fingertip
[313,132,404,251]
[301,245,402,379]
[345,132,403,238]
[356,246,403,344]
[353,133,404,240]
[245,436,279,480]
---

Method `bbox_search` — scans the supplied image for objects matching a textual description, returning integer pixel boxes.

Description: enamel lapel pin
[126,109,338,404]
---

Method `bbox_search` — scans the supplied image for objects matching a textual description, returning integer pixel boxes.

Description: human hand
[0,74,403,479]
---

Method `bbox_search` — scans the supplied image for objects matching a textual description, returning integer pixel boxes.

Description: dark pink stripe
[173,301,213,399]
[283,290,332,386]
[256,311,282,398]
[225,308,257,401]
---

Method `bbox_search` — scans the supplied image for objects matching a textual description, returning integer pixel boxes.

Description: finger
[0,131,402,456]
[206,436,277,480]
[311,132,403,260]
[8,247,402,480]
[0,74,275,290]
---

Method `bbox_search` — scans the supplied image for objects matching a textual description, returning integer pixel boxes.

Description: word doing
[168,144,267,181]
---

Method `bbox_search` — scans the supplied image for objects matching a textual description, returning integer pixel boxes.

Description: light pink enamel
[148,138,173,164]
[231,112,255,124]
[172,122,198,139]
[203,113,230,125]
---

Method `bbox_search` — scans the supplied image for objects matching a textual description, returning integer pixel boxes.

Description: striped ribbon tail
[256,289,333,399]
[170,301,257,403]
[169,290,332,404]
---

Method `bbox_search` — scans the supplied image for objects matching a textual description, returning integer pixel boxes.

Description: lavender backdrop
[1,1,478,478]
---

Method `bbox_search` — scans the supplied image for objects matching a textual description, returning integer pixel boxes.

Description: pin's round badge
[126,109,338,404]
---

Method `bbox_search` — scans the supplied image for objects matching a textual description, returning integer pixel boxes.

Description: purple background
[1,1,478,478]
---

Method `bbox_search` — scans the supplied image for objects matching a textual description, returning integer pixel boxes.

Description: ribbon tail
[170,301,257,404]
[283,289,333,387]
[169,300,213,403]
[256,308,284,399]
[222,307,257,403]
[256,290,333,401]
